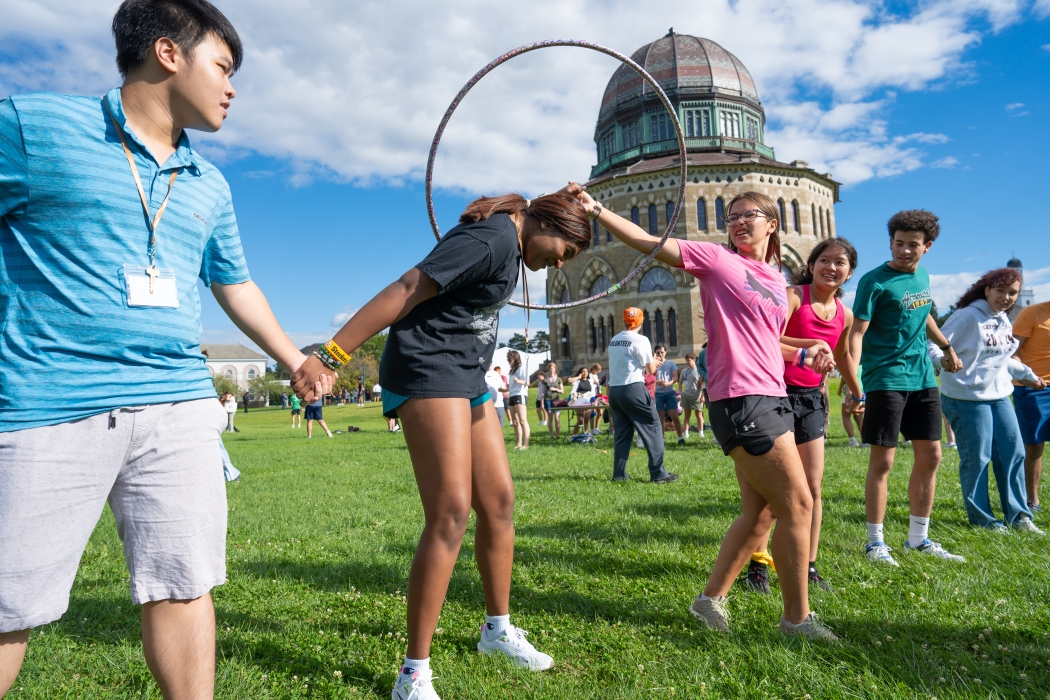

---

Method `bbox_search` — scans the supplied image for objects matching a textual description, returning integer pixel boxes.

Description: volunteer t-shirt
[608,330,653,386]
[379,213,519,398]
[1014,301,1050,382]
[655,359,678,395]
[679,365,702,399]
[852,263,936,392]
[508,366,528,397]
[677,241,788,402]
[484,370,505,408]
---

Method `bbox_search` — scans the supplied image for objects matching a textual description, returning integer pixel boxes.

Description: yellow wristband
[323,339,351,365]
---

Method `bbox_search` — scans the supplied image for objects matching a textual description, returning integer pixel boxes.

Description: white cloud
[929,271,982,309]
[330,306,359,328]
[931,156,960,168]
[0,0,1029,191]
[1006,102,1025,110]
[1036,0,1050,18]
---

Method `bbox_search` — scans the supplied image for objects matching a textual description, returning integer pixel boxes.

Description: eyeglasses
[726,209,768,226]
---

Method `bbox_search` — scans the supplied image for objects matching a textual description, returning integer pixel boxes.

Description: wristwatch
[938,341,952,352]
[589,200,603,221]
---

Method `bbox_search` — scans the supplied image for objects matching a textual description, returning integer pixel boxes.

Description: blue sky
[2,0,1049,355]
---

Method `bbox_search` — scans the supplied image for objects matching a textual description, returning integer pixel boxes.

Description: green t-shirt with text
[290,396,302,410]
[852,263,937,392]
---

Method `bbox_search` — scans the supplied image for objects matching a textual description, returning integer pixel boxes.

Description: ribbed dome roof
[599,31,759,123]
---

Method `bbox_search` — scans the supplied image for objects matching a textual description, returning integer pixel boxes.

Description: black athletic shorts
[861,387,941,447]
[787,385,827,445]
[709,395,794,456]
[508,395,525,407]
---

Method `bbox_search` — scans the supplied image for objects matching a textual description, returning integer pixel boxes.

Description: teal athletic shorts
[382,391,491,419]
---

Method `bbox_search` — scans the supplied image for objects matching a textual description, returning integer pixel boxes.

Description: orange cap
[623,307,644,330]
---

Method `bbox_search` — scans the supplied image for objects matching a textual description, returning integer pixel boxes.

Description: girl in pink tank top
[747,238,866,593]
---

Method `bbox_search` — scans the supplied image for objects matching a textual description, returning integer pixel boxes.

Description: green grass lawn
[12,383,1050,698]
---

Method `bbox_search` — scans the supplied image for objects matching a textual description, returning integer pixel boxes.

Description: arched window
[655,309,665,344]
[811,203,818,236]
[825,208,832,237]
[606,228,612,243]
[639,267,676,292]
[777,199,787,231]
[631,206,640,225]
[665,201,675,231]
[592,219,600,246]
[561,324,571,358]
[641,310,651,340]
[599,316,607,349]
[668,308,678,346]
[791,200,800,232]
[590,318,597,353]
[715,197,725,230]
[608,315,615,340]
[224,369,233,379]
[696,198,707,230]
[648,203,658,235]
[589,275,611,297]
[819,206,825,237]
[247,368,256,380]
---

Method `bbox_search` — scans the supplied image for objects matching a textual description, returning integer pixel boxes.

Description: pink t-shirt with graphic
[678,241,788,402]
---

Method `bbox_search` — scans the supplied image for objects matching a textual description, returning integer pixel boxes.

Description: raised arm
[566,182,683,267]
[291,267,438,399]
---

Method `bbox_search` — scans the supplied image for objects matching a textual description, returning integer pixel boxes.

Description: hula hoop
[425,39,687,310]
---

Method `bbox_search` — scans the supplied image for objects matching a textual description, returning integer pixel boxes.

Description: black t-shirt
[379,213,520,398]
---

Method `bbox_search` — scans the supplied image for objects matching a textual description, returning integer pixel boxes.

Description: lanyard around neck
[105,98,178,268]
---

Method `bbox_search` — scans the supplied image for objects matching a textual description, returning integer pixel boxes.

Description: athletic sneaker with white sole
[688,594,730,632]
[392,668,439,700]
[904,538,966,562]
[864,542,899,566]
[1014,517,1045,535]
[477,625,553,670]
[779,612,839,641]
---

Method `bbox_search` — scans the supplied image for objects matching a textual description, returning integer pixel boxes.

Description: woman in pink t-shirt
[572,185,837,640]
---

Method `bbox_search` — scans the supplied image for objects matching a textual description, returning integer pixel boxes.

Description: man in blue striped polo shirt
[0,1,334,694]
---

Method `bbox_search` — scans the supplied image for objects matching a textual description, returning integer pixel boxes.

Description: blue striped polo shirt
[0,88,250,432]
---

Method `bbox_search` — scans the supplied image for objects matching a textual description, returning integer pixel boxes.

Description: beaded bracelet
[313,348,341,371]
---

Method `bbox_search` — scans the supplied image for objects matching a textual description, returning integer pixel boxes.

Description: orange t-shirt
[1014,302,1050,382]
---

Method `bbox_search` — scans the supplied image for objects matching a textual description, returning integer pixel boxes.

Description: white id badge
[124,264,179,308]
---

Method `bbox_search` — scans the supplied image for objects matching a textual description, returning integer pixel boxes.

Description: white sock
[699,593,723,601]
[484,614,510,637]
[867,522,884,546]
[399,657,429,677]
[909,515,930,547]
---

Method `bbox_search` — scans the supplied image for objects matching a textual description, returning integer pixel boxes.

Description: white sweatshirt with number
[928,299,1038,402]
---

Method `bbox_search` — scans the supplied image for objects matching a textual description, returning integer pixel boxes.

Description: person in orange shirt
[1013,300,1050,513]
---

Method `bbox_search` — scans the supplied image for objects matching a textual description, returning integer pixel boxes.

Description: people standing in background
[544,363,564,439]
[534,371,548,426]
[290,394,302,428]
[933,268,1045,532]
[374,384,382,402]
[679,352,705,439]
[570,367,596,435]
[242,390,250,413]
[357,381,365,408]
[653,344,685,446]
[1012,299,1050,515]
[506,350,530,450]
[485,364,508,429]
[280,392,288,410]
[304,395,333,438]
[222,392,239,433]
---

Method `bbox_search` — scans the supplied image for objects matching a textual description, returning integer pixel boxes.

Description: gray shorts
[0,399,229,633]
[681,394,704,412]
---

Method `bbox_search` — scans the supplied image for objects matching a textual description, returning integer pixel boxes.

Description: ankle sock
[866,522,884,546]
[808,561,817,573]
[484,614,510,637]
[399,656,429,677]
[908,515,930,547]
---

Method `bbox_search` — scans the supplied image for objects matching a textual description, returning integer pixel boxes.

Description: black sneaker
[651,473,679,484]
[743,560,771,594]
[808,567,832,592]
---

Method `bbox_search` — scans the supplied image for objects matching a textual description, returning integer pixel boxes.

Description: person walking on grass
[1013,299,1050,515]
[506,350,530,450]
[543,363,564,439]
[678,352,705,440]
[304,395,333,438]
[849,209,964,567]
[242,390,250,413]
[0,2,333,696]
[579,185,837,639]
[653,344,685,445]
[606,308,679,484]
[290,393,303,428]
[293,191,590,700]
[932,268,1045,533]
[222,391,239,433]
[745,238,865,595]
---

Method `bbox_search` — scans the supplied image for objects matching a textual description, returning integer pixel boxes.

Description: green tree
[506,333,529,352]
[930,301,954,327]
[528,330,550,354]
[212,375,238,398]
[250,373,286,405]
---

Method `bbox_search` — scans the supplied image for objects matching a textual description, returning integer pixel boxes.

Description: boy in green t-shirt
[290,394,303,428]
[848,209,963,566]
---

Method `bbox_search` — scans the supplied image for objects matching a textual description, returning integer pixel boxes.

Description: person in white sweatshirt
[930,268,1047,532]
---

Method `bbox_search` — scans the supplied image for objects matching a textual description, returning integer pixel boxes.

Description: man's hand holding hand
[290,353,337,402]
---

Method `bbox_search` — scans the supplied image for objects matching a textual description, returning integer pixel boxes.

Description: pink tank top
[783,285,845,388]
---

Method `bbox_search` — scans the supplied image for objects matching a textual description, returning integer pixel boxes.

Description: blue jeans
[942,395,1032,527]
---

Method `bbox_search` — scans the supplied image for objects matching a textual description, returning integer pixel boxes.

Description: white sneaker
[698,431,705,439]
[904,538,966,562]
[682,428,690,439]
[477,624,553,670]
[1014,517,1045,535]
[945,442,957,449]
[848,437,860,447]
[392,667,439,700]
[865,542,899,566]
[326,431,333,438]
[634,436,644,448]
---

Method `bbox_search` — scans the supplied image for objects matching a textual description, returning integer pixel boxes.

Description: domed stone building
[547,30,839,371]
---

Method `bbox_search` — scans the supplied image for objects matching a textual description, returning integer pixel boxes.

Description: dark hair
[887,209,940,243]
[724,191,781,269]
[956,268,1023,310]
[685,352,697,361]
[791,237,858,299]
[460,193,592,259]
[113,0,243,78]
[653,343,666,353]
[507,350,521,371]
